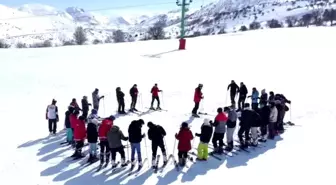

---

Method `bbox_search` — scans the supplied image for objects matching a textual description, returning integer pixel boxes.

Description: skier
[130,84,139,111]
[195,118,213,161]
[224,104,238,152]
[250,107,262,146]
[87,118,99,163]
[211,107,228,154]
[275,94,291,133]
[92,88,104,112]
[227,80,239,104]
[238,82,248,110]
[259,89,268,106]
[65,106,75,144]
[107,125,129,168]
[150,83,162,110]
[147,121,168,168]
[98,115,115,165]
[268,101,278,140]
[116,87,126,114]
[258,102,271,142]
[175,122,194,166]
[72,116,86,158]
[268,91,275,102]
[87,109,100,123]
[192,84,204,118]
[70,98,81,111]
[248,87,259,110]
[238,103,253,148]
[128,119,145,168]
[46,99,59,135]
[70,109,80,148]
[81,96,91,119]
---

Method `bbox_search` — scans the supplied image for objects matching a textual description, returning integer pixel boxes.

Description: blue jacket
[252,91,259,103]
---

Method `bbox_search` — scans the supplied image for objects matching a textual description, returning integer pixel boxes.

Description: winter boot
[192,113,200,118]
[156,107,162,110]
[224,141,233,152]
[121,158,127,167]
[105,153,110,165]
[178,158,183,166]
[111,160,117,168]
[87,154,93,163]
[152,156,156,169]
[163,155,168,165]
[100,153,105,165]
[71,150,78,157]
[134,108,138,111]
[150,106,155,110]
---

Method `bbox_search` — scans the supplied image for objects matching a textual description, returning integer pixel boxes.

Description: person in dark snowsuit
[81,96,91,119]
[192,84,204,117]
[175,122,193,166]
[269,101,278,139]
[195,118,213,161]
[116,87,126,114]
[259,89,268,106]
[274,94,291,133]
[150,84,162,110]
[70,98,81,111]
[211,108,228,154]
[128,119,145,167]
[227,80,240,104]
[268,91,275,102]
[87,118,99,163]
[147,121,168,168]
[65,106,75,144]
[107,125,129,168]
[92,88,104,112]
[130,84,139,111]
[238,82,248,110]
[258,102,271,142]
[238,103,254,148]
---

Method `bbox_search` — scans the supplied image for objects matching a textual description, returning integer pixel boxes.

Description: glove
[142,133,146,138]
[101,96,105,99]
[288,100,291,104]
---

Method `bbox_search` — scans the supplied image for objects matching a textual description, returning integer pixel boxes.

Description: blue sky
[0,0,217,17]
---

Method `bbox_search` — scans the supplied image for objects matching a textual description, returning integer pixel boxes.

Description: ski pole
[144,136,149,167]
[172,138,177,156]
[126,142,130,162]
[161,92,164,108]
[225,91,228,105]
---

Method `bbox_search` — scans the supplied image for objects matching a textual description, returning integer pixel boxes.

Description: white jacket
[269,106,278,123]
[46,105,58,119]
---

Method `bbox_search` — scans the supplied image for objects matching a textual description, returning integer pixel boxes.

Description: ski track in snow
[0,27,336,185]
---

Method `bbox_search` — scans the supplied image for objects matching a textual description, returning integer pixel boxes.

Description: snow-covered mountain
[0,0,335,47]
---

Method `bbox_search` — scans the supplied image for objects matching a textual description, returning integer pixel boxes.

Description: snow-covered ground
[0,27,335,185]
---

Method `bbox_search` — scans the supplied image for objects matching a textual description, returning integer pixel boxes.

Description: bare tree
[74,27,87,45]
[267,19,283,28]
[113,30,125,43]
[323,9,336,25]
[0,39,10,48]
[147,21,166,40]
[16,42,27,48]
[300,13,313,27]
[311,9,324,26]
[249,21,261,30]
[286,16,297,27]
[239,25,248,31]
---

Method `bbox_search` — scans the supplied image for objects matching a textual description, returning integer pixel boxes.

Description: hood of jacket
[203,118,211,126]
[110,125,120,133]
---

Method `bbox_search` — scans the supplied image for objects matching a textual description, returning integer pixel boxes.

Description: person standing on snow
[211,107,228,154]
[81,96,91,119]
[195,118,213,161]
[70,109,80,148]
[147,121,168,168]
[268,91,275,102]
[238,82,248,110]
[249,107,262,146]
[130,84,139,111]
[128,119,146,168]
[92,88,104,112]
[268,101,278,140]
[259,89,268,106]
[87,109,100,123]
[175,122,194,166]
[72,116,87,158]
[224,104,238,152]
[65,106,75,144]
[238,103,253,148]
[248,87,259,110]
[150,84,162,110]
[107,125,129,168]
[258,102,271,142]
[46,99,59,135]
[227,80,240,104]
[70,98,81,111]
[192,84,204,118]
[98,115,115,166]
[275,94,291,133]
[116,87,126,114]
[87,118,99,163]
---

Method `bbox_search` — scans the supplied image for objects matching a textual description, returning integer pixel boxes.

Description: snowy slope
[1,27,336,185]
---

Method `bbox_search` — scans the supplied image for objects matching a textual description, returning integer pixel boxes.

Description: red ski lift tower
[176,0,192,50]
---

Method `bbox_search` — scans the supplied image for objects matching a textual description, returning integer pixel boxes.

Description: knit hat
[181,122,188,128]
[147,121,154,127]
[108,115,116,121]
[217,107,223,113]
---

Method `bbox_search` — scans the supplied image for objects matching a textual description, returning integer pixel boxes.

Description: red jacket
[194,88,203,103]
[74,119,86,141]
[69,114,78,129]
[98,119,113,140]
[151,86,160,97]
[175,128,193,152]
[215,112,228,122]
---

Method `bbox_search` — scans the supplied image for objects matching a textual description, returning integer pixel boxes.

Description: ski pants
[197,142,208,159]
[238,95,246,110]
[82,110,88,119]
[192,102,200,114]
[251,127,259,144]
[151,96,160,108]
[226,127,236,143]
[212,132,225,149]
[93,105,99,111]
[178,151,188,159]
[66,128,73,142]
[238,125,251,142]
[100,140,110,163]
[110,146,126,161]
[131,142,142,162]
[230,92,236,104]
[118,100,125,112]
[75,140,84,153]
[130,96,137,109]
[252,103,258,111]
[268,122,276,139]
[260,124,268,137]
[89,143,97,156]
[152,142,166,158]
[276,110,285,131]
[48,119,57,134]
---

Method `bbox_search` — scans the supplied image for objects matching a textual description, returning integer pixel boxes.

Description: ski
[111,161,120,170]
[209,151,223,160]
[96,161,109,172]
[60,141,70,145]
[170,155,180,171]
[158,155,172,173]
[145,107,167,112]
[134,158,148,176]
[111,160,130,174]
[234,145,250,153]
[153,155,161,173]
[82,157,99,167]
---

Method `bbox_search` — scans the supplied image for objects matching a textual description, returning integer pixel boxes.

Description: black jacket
[130,87,138,98]
[87,122,98,143]
[239,109,261,127]
[128,121,144,143]
[196,124,213,143]
[81,99,91,112]
[260,93,268,105]
[116,90,125,102]
[65,110,71,128]
[228,83,239,95]
[239,85,248,97]
[258,106,270,126]
[148,125,166,144]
